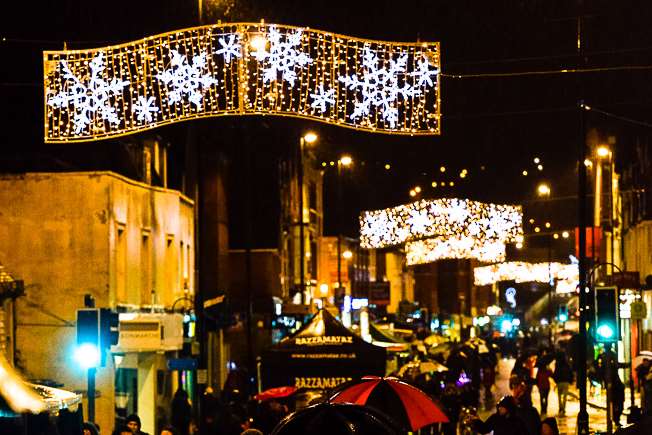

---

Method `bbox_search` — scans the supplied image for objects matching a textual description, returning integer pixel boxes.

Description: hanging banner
[43,22,441,143]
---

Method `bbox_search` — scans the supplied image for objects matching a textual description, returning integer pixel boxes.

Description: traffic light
[99,308,119,366]
[557,305,568,323]
[76,309,100,368]
[595,286,619,343]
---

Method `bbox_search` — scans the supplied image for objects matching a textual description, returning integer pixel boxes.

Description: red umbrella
[330,376,449,431]
[254,386,297,401]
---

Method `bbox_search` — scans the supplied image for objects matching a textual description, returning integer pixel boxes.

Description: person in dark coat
[126,414,150,435]
[472,395,529,435]
[541,417,560,435]
[553,353,573,416]
[510,375,541,435]
[536,363,553,415]
[171,388,192,435]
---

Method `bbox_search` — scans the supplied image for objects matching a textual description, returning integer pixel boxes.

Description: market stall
[260,309,386,390]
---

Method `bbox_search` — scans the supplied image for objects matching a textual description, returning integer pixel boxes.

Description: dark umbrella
[271,402,402,435]
[330,376,449,431]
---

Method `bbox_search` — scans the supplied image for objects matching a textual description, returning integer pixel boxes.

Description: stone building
[0,171,194,434]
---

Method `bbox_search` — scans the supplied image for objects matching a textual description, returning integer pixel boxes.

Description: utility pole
[298,137,305,304]
[576,0,590,433]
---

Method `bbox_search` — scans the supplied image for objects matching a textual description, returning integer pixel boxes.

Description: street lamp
[337,155,353,315]
[597,145,611,158]
[298,132,318,304]
[342,250,353,260]
[537,183,551,197]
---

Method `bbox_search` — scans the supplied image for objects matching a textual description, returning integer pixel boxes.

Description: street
[479,358,616,435]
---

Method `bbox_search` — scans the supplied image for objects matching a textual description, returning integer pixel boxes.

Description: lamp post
[337,155,353,313]
[536,183,554,343]
[298,132,317,304]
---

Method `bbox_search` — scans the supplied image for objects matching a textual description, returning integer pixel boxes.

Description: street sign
[167,358,198,371]
[631,301,647,320]
[608,271,641,289]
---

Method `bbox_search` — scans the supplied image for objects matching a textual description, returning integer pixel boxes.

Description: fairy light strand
[360,198,522,250]
[43,23,440,142]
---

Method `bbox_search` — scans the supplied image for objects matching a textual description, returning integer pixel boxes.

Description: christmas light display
[43,23,440,142]
[405,236,507,265]
[473,261,579,294]
[360,198,522,249]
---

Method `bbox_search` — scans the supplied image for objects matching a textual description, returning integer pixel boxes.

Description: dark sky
[2,0,652,248]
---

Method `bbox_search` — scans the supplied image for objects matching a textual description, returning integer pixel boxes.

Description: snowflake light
[252,26,312,86]
[339,48,419,128]
[216,34,241,63]
[406,236,507,265]
[157,49,217,108]
[310,84,336,113]
[44,23,440,142]
[133,96,159,123]
[47,52,129,134]
[360,198,523,249]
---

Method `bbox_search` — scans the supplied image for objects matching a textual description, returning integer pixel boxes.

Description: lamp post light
[337,155,353,311]
[298,132,318,304]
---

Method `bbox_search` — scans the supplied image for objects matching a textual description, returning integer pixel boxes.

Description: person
[126,414,150,435]
[83,422,100,435]
[171,388,192,435]
[636,358,651,411]
[472,395,529,435]
[115,425,135,435]
[553,353,573,416]
[610,364,626,427]
[510,375,541,435]
[645,369,652,416]
[159,426,178,435]
[540,417,560,435]
[536,362,553,415]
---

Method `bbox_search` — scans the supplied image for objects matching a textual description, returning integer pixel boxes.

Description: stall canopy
[369,324,409,351]
[261,309,386,390]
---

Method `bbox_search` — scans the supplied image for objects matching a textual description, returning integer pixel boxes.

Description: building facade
[0,172,194,434]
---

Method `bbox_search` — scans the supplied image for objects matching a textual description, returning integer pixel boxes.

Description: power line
[442,64,652,79]
[584,106,652,129]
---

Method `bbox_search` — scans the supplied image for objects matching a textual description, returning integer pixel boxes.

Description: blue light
[501,319,513,333]
[74,343,100,369]
[558,313,568,323]
[597,324,614,339]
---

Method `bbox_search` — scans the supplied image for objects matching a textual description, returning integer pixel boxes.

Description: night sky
[3,0,652,250]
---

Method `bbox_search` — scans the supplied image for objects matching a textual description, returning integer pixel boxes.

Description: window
[116,223,127,302]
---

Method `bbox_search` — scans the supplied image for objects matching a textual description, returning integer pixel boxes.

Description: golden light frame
[43,22,441,143]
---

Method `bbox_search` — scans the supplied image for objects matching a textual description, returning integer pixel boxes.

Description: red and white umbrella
[330,376,449,431]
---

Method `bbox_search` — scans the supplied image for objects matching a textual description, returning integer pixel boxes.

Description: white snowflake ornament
[47,52,129,134]
[339,48,420,128]
[157,49,217,109]
[133,96,159,123]
[310,84,335,113]
[412,57,439,87]
[216,34,241,64]
[251,26,313,86]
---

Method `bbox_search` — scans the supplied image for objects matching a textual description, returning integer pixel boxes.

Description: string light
[474,261,578,294]
[406,236,507,265]
[360,198,523,249]
[43,23,441,142]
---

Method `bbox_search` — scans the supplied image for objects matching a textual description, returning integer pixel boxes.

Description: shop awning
[261,309,386,390]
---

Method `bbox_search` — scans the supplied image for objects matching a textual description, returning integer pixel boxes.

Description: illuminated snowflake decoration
[412,57,440,87]
[407,209,433,234]
[339,48,420,128]
[406,236,507,265]
[157,49,217,108]
[47,53,129,134]
[252,26,313,86]
[216,34,241,64]
[133,96,159,123]
[360,198,522,250]
[474,261,579,286]
[310,84,336,113]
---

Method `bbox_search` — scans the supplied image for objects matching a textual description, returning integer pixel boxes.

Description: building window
[116,223,127,303]
[141,230,151,305]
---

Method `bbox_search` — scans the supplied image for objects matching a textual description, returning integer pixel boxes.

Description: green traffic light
[597,324,614,339]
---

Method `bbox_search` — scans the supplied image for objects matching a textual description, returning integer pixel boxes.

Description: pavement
[476,358,637,434]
